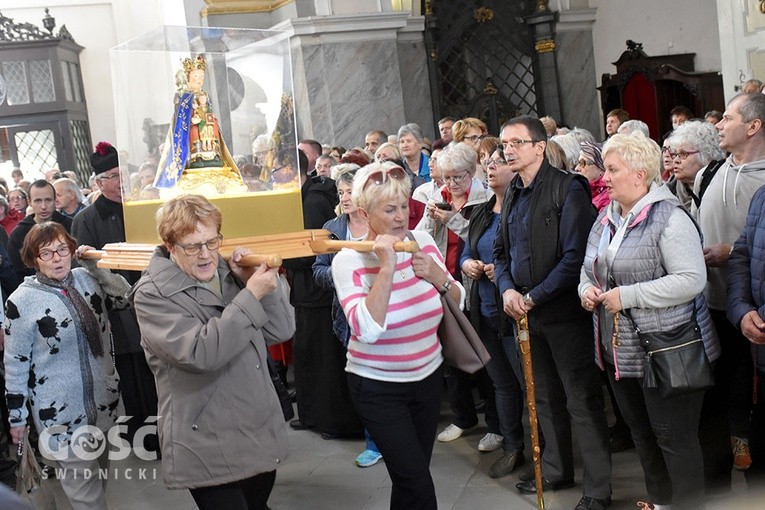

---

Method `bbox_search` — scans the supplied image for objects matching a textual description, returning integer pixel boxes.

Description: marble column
[198,2,435,146]
[273,13,434,147]
[555,7,599,136]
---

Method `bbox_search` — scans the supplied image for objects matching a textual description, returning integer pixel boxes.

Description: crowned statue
[154,55,247,197]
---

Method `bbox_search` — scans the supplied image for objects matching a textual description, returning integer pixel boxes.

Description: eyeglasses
[442,172,470,184]
[502,139,538,150]
[576,159,595,168]
[175,234,223,256]
[38,246,71,261]
[661,146,671,154]
[463,135,482,143]
[362,166,407,190]
[668,150,699,160]
[97,172,121,181]
[486,158,506,167]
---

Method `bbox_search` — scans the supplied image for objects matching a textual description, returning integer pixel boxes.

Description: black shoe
[575,495,612,510]
[489,451,525,479]
[517,462,536,481]
[289,419,313,431]
[609,427,634,453]
[516,477,574,494]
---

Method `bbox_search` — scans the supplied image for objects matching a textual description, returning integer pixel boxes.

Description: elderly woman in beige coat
[131,194,294,510]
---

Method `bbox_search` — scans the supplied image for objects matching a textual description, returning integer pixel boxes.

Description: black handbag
[624,306,714,398]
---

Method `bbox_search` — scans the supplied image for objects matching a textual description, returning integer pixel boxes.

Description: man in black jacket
[284,149,361,438]
[7,180,72,286]
[493,116,611,510]
[71,142,158,452]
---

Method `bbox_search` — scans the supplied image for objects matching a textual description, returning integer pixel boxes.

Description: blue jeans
[365,429,379,453]
[480,314,525,453]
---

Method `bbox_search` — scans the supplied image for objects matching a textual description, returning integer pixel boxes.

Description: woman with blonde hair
[579,132,719,509]
[332,161,464,509]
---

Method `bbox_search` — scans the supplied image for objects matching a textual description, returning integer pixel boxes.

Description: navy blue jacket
[312,214,351,346]
[727,184,765,370]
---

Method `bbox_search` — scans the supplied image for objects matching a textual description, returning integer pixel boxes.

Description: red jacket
[0,208,24,236]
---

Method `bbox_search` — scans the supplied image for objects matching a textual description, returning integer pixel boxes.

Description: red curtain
[623,72,659,140]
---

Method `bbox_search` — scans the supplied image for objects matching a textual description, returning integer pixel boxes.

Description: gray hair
[568,127,597,145]
[437,142,478,174]
[332,163,360,185]
[618,120,650,137]
[316,154,337,166]
[397,123,424,142]
[666,120,725,166]
[53,177,85,204]
[735,92,765,126]
[549,133,581,170]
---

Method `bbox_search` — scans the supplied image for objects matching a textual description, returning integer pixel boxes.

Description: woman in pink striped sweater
[332,161,465,509]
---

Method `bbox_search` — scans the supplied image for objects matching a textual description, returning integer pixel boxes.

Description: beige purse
[16,429,57,510]
[438,292,491,374]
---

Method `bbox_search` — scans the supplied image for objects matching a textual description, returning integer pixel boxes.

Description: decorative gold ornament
[484,80,498,95]
[535,39,556,53]
[182,55,207,74]
[536,0,549,12]
[474,7,494,23]
[201,0,294,17]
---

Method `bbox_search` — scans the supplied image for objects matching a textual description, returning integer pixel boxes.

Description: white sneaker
[437,423,476,442]
[477,432,503,452]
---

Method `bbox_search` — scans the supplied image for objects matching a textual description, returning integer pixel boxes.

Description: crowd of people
[2,88,765,510]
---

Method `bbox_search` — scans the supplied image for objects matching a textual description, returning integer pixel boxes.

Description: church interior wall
[589,0,722,102]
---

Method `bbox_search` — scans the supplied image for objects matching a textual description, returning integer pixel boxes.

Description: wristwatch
[439,279,452,295]
[522,293,534,307]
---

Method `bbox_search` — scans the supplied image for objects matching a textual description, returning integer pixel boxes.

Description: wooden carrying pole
[81,229,420,271]
[517,314,545,510]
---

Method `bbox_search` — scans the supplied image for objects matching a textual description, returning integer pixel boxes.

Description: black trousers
[190,471,276,510]
[347,365,443,510]
[606,363,704,508]
[527,313,611,498]
[699,309,753,493]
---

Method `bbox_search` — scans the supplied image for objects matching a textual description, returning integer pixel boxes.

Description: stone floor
[41,404,765,510]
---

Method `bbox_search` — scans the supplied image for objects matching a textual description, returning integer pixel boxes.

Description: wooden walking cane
[518,314,545,510]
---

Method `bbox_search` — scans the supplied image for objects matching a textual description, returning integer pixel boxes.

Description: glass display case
[110,25,302,243]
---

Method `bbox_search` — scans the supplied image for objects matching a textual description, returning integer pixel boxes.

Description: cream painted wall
[0,0,186,148]
[715,0,765,102]
[589,0,721,91]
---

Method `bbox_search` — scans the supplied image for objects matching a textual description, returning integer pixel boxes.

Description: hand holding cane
[518,314,545,510]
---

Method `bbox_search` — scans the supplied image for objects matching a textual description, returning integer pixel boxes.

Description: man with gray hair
[53,177,86,219]
[617,119,650,137]
[314,154,337,178]
[364,130,387,155]
[398,123,430,182]
[692,92,765,489]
